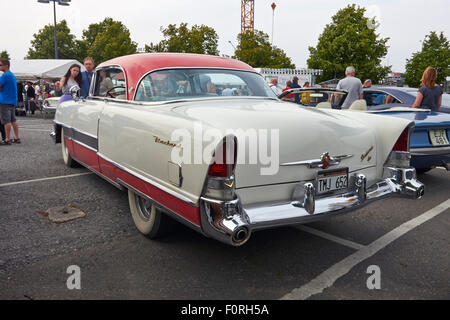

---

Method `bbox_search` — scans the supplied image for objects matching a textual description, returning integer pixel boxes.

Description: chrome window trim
[132,67,270,101]
[97,152,198,207]
[91,65,128,100]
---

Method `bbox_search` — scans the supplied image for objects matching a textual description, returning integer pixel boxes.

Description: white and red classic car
[52,53,424,246]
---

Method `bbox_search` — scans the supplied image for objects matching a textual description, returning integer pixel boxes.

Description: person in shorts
[0,59,20,145]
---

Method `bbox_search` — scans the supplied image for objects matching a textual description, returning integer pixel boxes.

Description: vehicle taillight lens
[208,138,236,177]
[393,128,409,152]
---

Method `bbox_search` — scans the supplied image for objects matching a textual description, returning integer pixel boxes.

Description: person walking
[412,67,443,112]
[0,59,20,145]
[336,66,363,109]
[81,57,95,98]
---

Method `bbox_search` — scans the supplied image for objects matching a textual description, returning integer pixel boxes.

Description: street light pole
[37,0,71,59]
[53,0,58,59]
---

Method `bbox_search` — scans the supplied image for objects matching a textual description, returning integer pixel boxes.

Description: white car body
[52,53,424,246]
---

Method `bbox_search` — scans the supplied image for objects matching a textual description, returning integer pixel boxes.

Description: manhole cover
[46,206,86,223]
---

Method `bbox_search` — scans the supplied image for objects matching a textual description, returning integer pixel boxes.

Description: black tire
[128,189,172,239]
[61,128,78,168]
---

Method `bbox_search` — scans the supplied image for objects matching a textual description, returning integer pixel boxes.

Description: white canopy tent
[10,59,85,80]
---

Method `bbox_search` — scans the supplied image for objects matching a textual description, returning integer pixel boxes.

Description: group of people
[0,57,96,145]
[58,57,95,103]
[338,65,443,111]
[269,65,443,111]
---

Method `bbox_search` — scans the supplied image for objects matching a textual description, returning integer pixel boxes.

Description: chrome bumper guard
[200,166,424,246]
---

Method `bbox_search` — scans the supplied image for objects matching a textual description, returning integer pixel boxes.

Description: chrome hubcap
[136,195,154,221]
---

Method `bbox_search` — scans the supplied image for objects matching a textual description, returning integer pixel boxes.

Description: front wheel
[128,189,171,239]
[61,128,78,167]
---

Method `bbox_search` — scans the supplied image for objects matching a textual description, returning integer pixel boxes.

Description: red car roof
[97,53,256,100]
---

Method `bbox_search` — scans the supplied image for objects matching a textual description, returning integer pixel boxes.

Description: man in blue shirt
[0,59,20,145]
[81,57,95,98]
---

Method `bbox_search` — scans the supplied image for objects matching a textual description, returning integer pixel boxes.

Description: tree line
[3,5,448,87]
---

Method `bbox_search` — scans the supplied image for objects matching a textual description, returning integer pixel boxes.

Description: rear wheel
[61,128,78,167]
[128,189,171,239]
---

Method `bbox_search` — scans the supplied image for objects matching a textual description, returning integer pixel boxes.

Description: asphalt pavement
[0,115,449,300]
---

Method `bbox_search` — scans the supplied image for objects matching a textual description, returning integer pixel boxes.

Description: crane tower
[241,0,255,33]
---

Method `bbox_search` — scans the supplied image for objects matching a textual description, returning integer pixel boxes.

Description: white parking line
[281,198,450,300]
[20,128,52,132]
[295,225,365,250]
[0,172,93,188]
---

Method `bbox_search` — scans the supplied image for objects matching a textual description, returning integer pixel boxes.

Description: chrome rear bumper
[200,166,424,246]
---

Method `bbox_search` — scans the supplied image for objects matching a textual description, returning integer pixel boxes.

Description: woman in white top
[60,64,82,95]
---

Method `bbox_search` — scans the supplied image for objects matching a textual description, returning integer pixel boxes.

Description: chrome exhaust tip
[232,226,250,245]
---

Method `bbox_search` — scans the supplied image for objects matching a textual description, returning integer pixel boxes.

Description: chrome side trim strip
[117,178,203,234]
[97,152,198,207]
[411,146,450,156]
[73,139,97,153]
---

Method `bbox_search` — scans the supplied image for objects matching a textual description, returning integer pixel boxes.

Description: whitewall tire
[61,128,78,168]
[128,189,170,239]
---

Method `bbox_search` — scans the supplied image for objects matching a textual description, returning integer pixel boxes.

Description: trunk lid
[171,98,378,188]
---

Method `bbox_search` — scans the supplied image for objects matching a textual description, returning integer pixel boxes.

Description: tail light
[203,136,237,201]
[385,127,412,168]
[208,137,237,178]
[393,128,409,152]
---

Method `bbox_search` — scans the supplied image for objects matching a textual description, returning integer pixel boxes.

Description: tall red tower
[241,0,255,33]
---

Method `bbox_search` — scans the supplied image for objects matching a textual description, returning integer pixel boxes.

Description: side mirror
[69,85,81,101]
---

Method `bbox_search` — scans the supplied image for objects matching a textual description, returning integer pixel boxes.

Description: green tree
[404,31,450,87]
[145,23,219,55]
[0,50,10,59]
[234,30,295,68]
[27,20,82,60]
[307,4,390,83]
[83,18,137,65]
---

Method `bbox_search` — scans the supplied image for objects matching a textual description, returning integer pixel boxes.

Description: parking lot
[0,116,449,300]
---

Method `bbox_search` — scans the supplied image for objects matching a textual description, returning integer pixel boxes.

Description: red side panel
[65,137,75,156]
[114,167,201,226]
[74,143,100,172]
[68,140,201,226]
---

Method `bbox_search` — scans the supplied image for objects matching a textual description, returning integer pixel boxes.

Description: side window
[93,67,126,99]
[364,91,386,106]
[364,91,401,106]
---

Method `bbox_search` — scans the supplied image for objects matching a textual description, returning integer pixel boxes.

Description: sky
[2,0,449,73]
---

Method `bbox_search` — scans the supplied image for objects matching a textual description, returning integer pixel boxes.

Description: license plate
[429,129,449,146]
[316,168,348,195]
